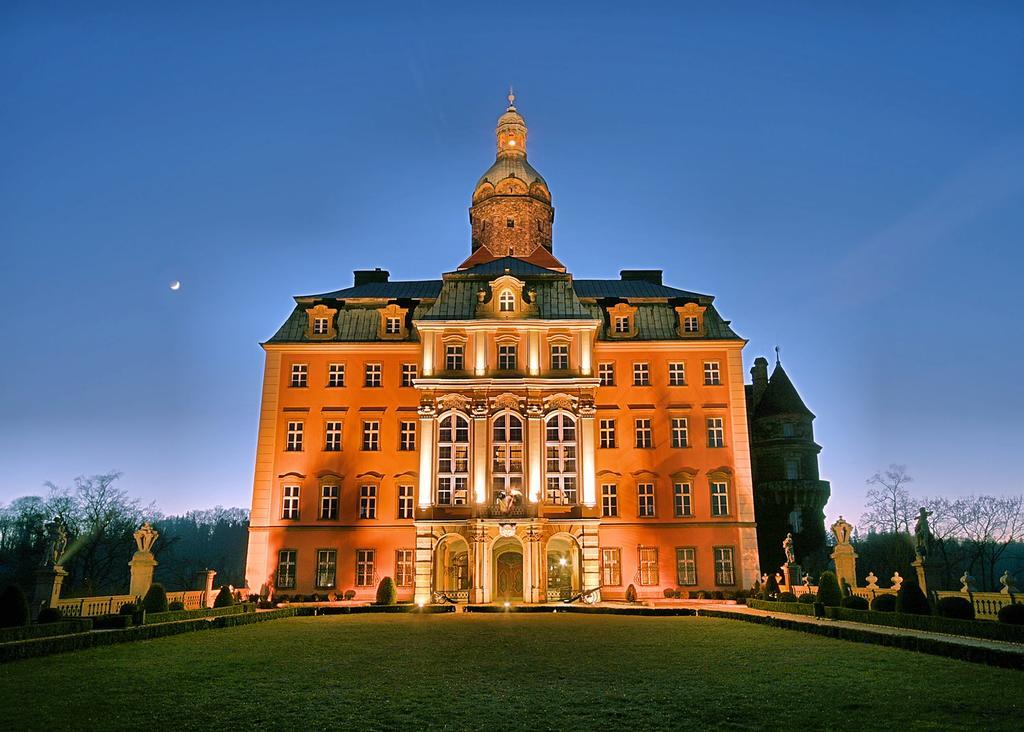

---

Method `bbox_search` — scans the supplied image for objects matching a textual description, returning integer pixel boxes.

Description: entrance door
[495,551,523,600]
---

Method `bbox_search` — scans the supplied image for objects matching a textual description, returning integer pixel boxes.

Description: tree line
[0,472,248,596]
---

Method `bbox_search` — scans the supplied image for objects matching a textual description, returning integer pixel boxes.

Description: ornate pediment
[437,393,472,413]
[491,392,524,412]
[544,393,577,412]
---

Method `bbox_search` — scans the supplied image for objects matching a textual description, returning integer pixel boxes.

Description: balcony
[756,479,831,505]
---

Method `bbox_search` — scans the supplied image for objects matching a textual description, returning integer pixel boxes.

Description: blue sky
[2,2,1022,525]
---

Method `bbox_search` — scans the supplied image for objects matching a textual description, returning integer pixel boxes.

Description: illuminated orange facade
[245,94,761,602]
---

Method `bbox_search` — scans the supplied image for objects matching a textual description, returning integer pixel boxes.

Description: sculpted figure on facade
[782,532,795,564]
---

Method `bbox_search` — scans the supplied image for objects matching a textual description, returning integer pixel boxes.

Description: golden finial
[507,86,516,109]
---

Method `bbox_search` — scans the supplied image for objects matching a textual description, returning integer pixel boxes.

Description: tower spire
[775,345,781,366]
[508,85,515,109]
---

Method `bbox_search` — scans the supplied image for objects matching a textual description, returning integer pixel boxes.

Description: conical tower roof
[754,362,815,419]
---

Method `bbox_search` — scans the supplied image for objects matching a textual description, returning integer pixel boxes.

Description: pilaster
[418,404,436,507]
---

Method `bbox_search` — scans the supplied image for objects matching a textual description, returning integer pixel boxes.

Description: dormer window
[312,317,329,335]
[675,303,707,338]
[614,316,630,334]
[606,303,638,339]
[305,304,337,340]
[499,290,515,312]
[385,317,402,335]
[377,304,409,340]
[683,316,699,333]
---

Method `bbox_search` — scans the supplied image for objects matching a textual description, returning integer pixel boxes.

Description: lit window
[397,485,414,519]
[704,361,721,385]
[614,316,630,334]
[445,344,464,371]
[599,419,616,449]
[313,317,330,336]
[634,418,653,449]
[683,316,699,333]
[598,362,615,386]
[328,363,345,387]
[498,344,517,370]
[282,485,300,519]
[707,417,725,448]
[395,549,414,587]
[492,413,524,506]
[637,484,655,518]
[315,549,337,589]
[673,483,692,517]
[550,344,569,370]
[601,484,618,517]
[324,421,342,452]
[633,362,650,386]
[359,485,377,519]
[276,550,296,589]
[320,485,339,520]
[399,421,417,451]
[601,548,622,586]
[671,417,688,448]
[364,363,382,387]
[711,482,729,516]
[668,362,686,386]
[639,546,659,585]
[401,363,418,387]
[290,364,308,388]
[714,547,735,586]
[385,317,402,335]
[356,549,375,586]
[499,290,515,312]
[545,413,577,504]
[437,414,470,505]
[676,548,697,586]
[286,422,303,452]
[362,421,380,451]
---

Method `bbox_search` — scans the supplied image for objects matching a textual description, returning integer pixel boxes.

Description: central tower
[460,92,565,270]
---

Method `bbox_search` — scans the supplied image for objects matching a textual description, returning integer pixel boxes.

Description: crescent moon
[170,281,181,291]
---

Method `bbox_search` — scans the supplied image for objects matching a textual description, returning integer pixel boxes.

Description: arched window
[437,414,470,505]
[499,290,515,312]
[492,413,524,504]
[545,413,577,504]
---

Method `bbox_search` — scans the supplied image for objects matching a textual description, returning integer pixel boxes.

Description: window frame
[703,361,721,386]
[599,418,616,449]
[707,416,725,448]
[549,343,569,371]
[633,362,650,386]
[634,418,653,449]
[638,546,659,586]
[355,549,376,587]
[282,484,300,520]
[401,363,418,387]
[598,362,615,386]
[676,547,697,586]
[324,421,343,452]
[600,483,618,517]
[320,484,339,520]
[673,482,693,518]
[285,421,304,452]
[359,484,378,519]
[544,412,578,505]
[290,363,308,388]
[276,549,297,589]
[362,420,380,451]
[397,484,414,519]
[714,546,736,586]
[399,420,417,451]
[315,548,337,589]
[637,483,656,518]
[436,412,471,506]
[491,412,525,504]
[395,549,415,587]
[670,417,688,448]
[710,480,730,517]
[601,547,622,586]
[364,363,382,388]
[328,363,346,388]
[668,362,686,386]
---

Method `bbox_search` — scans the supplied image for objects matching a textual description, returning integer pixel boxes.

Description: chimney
[353,268,390,287]
[620,269,663,286]
[751,357,769,405]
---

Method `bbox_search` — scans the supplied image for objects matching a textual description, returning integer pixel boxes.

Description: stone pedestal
[129,554,157,599]
[912,558,942,595]
[830,544,858,591]
[31,565,67,618]
[195,569,217,607]
[781,563,802,590]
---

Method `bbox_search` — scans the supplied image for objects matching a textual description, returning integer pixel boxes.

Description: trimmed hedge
[871,593,897,612]
[816,571,842,608]
[825,607,1024,644]
[841,595,869,610]
[936,596,974,620]
[0,585,30,628]
[0,619,93,643]
[213,586,234,608]
[998,603,1024,625]
[142,603,251,625]
[142,584,168,613]
[94,614,133,630]
[698,608,1024,671]
[747,599,816,617]
[375,577,398,606]
[463,604,697,616]
[315,604,455,615]
[895,580,931,615]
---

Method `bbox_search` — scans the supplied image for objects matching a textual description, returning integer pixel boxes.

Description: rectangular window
[498,344,517,370]
[683,316,699,333]
[601,484,618,517]
[355,549,375,587]
[397,485,414,519]
[634,418,653,449]
[315,549,337,589]
[401,363,418,387]
[785,458,801,480]
[704,361,721,385]
[639,546,659,586]
[286,421,303,452]
[614,315,630,334]
[362,421,380,451]
[598,362,615,386]
[364,363,382,387]
[395,549,414,587]
[673,482,692,517]
[711,482,729,516]
[782,422,796,438]
[282,485,300,520]
[320,485,339,520]
[707,417,725,448]
[328,363,345,387]
[324,421,342,452]
[676,547,697,586]
[671,417,688,448]
[637,483,655,518]
[599,419,616,449]
[399,421,416,451]
[633,362,650,386]
[437,476,469,506]
[668,362,686,386]
[550,344,569,370]
[385,317,402,335]
[714,547,735,586]
[276,550,296,589]
[601,548,622,586]
[313,317,330,335]
[445,344,464,371]
[290,363,307,388]
[359,484,377,519]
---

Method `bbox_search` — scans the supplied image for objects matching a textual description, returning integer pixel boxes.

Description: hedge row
[698,608,1024,671]
[142,603,251,625]
[313,604,455,615]
[464,604,698,616]
[0,619,93,644]
[747,599,817,617]
[0,618,213,663]
[210,608,303,628]
[824,607,1024,645]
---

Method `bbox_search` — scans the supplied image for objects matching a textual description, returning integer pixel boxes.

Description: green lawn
[1,614,1021,730]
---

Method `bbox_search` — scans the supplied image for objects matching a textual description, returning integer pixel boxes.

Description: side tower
[747,356,830,572]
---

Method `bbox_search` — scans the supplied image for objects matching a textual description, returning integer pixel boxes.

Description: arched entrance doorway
[492,537,524,601]
[546,534,581,601]
[434,535,470,601]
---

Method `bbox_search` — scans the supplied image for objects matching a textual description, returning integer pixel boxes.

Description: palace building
[245,94,826,603]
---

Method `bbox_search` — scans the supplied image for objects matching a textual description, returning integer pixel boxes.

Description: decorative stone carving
[674,302,706,338]
[914,507,932,559]
[42,516,68,567]
[304,304,338,340]
[999,570,1019,595]
[134,522,159,553]
[129,522,160,599]
[544,393,576,412]
[959,572,977,593]
[783,532,795,564]
[865,572,879,590]
[499,524,516,538]
[890,572,903,591]
[491,393,523,411]
[831,516,853,546]
[377,303,409,340]
[437,394,471,413]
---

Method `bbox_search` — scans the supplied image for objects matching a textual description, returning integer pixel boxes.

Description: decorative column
[523,524,544,603]
[829,517,858,590]
[471,401,488,505]
[414,525,434,605]
[196,569,217,607]
[579,524,601,601]
[471,524,488,604]
[128,521,159,599]
[417,403,436,508]
[579,399,597,507]
[526,400,544,504]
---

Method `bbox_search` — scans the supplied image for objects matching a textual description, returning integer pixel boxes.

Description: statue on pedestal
[41,516,69,567]
[783,533,796,564]
[914,507,932,559]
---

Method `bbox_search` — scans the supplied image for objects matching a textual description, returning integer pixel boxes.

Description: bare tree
[949,495,1024,590]
[861,464,914,534]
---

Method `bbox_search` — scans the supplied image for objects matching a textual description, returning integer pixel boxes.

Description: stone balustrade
[56,594,138,617]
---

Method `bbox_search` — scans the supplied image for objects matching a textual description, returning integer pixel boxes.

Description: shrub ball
[840,595,869,610]
[997,603,1024,625]
[214,586,235,608]
[936,596,974,620]
[142,583,168,613]
[816,571,843,608]
[0,585,30,628]
[870,593,897,612]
